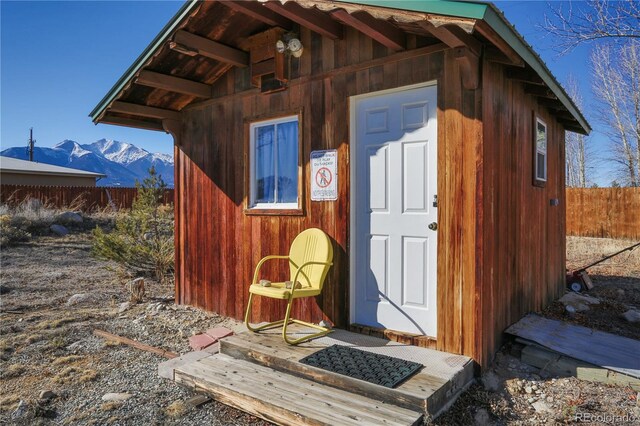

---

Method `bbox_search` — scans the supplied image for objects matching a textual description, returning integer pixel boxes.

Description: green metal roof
[90,0,590,134]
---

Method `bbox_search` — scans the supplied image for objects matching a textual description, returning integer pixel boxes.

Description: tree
[591,41,640,186]
[543,0,640,54]
[564,76,591,187]
[93,167,174,283]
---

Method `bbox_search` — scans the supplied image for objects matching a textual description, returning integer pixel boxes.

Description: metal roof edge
[89,0,201,122]
[333,0,488,19]
[482,4,591,134]
[1,168,106,178]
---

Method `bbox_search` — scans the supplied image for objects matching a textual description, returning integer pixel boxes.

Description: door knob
[428,222,438,231]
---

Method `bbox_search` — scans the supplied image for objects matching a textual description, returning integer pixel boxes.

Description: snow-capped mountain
[1,139,174,187]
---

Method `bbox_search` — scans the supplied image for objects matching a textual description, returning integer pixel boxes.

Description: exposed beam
[173,30,248,68]
[524,84,557,99]
[162,119,181,145]
[418,21,481,56]
[222,1,292,29]
[475,20,524,67]
[135,70,211,98]
[485,46,518,66]
[330,9,404,51]
[109,101,181,121]
[454,47,479,90]
[505,66,544,85]
[263,1,342,40]
[537,98,566,110]
[100,115,165,132]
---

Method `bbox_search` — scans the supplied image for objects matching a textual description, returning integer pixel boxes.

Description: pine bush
[92,167,174,283]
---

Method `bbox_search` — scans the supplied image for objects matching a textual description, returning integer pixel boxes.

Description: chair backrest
[288,228,333,291]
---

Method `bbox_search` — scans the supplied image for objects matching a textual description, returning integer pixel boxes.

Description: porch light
[275,33,304,58]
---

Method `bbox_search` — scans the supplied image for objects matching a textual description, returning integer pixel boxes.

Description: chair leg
[282,297,332,345]
[244,292,286,333]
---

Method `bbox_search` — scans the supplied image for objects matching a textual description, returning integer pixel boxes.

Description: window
[249,115,300,210]
[534,117,547,185]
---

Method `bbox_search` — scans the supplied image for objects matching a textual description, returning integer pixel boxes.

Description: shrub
[92,167,174,284]
[0,214,31,247]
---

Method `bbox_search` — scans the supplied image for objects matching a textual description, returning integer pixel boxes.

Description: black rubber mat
[299,344,423,388]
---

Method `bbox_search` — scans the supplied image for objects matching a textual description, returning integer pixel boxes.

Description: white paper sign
[310,150,337,201]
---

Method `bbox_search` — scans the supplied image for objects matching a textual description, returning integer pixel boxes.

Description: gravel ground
[0,232,269,425]
[2,230,639,425]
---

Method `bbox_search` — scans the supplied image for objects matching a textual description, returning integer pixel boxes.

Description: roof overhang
[90,0,590,135]
[1,169,106,179]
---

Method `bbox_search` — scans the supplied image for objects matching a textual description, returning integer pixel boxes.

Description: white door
[351,83,438,336]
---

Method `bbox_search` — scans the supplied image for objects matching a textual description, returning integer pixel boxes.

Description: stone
[55,211,83,224]
[482,371,501,392]
[622,309,640,323]
[524,386,533,394]
[473,408,491,426]
[101,393,132,402]
[559,292,600,312]
[532,400,552,413]
[50,224,69,236]
[66,293,91,306]
[118,302,132,313]
[319,320,333,329]
[39,390,57,401]
[616,289,625,297]
[188,334,216,351]
[0,284,12,295]
[11,400,28,420]
[66,341,83,351]
[204,327,234,341]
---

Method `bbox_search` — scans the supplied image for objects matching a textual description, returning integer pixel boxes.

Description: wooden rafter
[453,47,480,90]
[109,101,181,121]
[537,98,566,110]
[418,21,481,56]
[135,70,211,98]
[173,30,249,68]
[330,9,404,51]
[524,84,557,99]
[475,20,524,67]
[505,66,544,85]
[100,115,165,132]
[223,1,292,29]
[263,1,342,40]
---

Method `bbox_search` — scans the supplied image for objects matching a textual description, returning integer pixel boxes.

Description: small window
[534,117,547,185]
[249,115,300,209]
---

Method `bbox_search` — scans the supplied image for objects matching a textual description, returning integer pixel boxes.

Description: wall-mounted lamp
[275,33,304,58]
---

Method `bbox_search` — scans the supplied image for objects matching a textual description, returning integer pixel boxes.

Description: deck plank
[175,353,423,426]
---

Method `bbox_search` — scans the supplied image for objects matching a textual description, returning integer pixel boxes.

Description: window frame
[244,111,304,216]
[533,115,548,187]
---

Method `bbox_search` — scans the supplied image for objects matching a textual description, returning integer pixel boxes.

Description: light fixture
[275,32,304,58]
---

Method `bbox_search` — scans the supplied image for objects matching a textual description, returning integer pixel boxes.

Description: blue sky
[0,1,610,184]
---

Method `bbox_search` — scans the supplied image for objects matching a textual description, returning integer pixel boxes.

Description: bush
[92,167,174,284]
[0,215,31,247]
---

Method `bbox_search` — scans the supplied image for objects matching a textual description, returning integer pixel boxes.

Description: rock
[55,211,83,224]
[118,302,132,313]
[39,390,57,401]
[66,293,91,306]
[559,292,600,312]
[319,320,333,329]
[616,289,625,297]
[524,386,533,394]
[622,309,640,323]
[473,408,491,426]
[50,224,69,236]
[0,284,12,295]
[482,371,501,392]
[66,341,84,351]
[532,400,552,413]
[101,393,133,402]
[11,400,28,420]
[565,305,576,315]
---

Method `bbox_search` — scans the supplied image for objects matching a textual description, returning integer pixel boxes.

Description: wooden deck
[160,325,475,425]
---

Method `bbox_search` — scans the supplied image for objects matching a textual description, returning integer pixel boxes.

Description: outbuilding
[90,0,590,368]
[0,156,105,187]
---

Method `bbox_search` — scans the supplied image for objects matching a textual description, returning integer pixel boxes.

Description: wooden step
[174,353,423,426]
[219,332,474,417]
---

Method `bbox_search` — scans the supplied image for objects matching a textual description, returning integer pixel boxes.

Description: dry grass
[52,355,84,366]
[34,317,76,330]
[165,400,188,418]
[100,402,123,411]
[0,395,20,412]
[52,366,98,384]
[567,236,640,276]
[1,364,26,379]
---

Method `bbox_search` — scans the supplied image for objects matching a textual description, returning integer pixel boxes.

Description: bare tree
[544,0,640,54]
[591,41,640,186]
[564,77,591,187]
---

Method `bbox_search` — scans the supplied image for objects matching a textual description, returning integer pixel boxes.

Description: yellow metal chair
[244,228,333,345]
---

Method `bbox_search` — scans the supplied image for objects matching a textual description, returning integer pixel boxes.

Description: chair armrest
[252,255,290,285]
[290,261,333,296]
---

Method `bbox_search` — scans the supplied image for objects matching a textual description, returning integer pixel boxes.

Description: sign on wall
[310,150,337,201]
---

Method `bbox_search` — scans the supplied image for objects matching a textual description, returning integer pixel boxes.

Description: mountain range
[1,139,174,187]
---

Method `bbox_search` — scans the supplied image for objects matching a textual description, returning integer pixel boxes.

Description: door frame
[348,80,439,330]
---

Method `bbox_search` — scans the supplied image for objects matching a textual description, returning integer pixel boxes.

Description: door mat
[299,344,423,388]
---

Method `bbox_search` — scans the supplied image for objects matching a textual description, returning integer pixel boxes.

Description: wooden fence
[0,185,174,211]
[566,188,640,240]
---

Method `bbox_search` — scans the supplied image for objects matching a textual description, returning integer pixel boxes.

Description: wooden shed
[90,0,590,369]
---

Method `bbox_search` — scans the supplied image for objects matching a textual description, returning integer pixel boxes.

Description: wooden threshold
[348,323,438,349]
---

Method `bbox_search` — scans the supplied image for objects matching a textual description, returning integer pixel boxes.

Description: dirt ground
[1,230,639,425]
